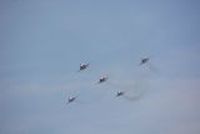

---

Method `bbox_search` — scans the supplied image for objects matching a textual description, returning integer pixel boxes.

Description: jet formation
[65,58,150,105]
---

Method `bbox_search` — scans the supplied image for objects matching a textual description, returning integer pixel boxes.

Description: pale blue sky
[0,0,200,134]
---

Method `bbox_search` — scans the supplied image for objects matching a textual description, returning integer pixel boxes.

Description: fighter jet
[140,57,149,65]
[79,63,89,71]
[66,96,77,104]
[116,91,125,97]
[98,75,108,84]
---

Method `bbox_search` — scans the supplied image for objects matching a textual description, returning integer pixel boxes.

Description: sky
[0,0,200,134]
